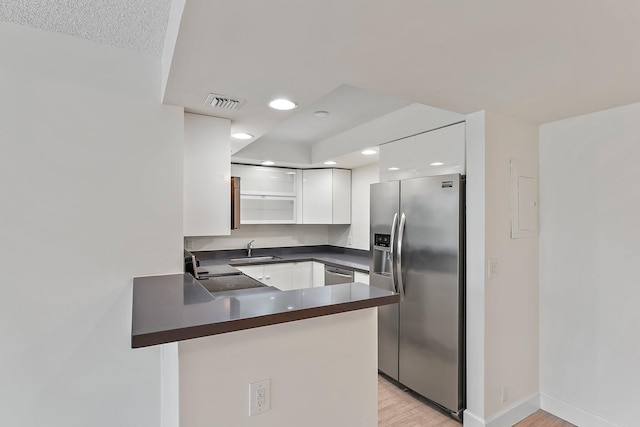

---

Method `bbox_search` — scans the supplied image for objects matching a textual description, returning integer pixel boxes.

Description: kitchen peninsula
[131,250,398,427]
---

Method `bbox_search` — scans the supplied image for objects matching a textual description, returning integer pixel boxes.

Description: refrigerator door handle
[389,212,399,293]
[396,212,406,301]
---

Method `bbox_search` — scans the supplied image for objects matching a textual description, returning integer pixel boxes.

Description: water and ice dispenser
[372,233,392,276]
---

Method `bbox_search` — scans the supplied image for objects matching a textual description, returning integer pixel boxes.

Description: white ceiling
[0,0,172,55]
[164,0,640,148]
[5,1,640,168]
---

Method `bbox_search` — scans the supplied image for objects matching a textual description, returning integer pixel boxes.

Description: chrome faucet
[246,240,255,257]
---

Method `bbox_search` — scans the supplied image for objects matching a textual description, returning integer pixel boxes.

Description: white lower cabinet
[236,262,366,288]
[289,262,313,290]
[312,262,325,287]
[262,263,294,290]
[235,265,264,281]
[236,262,312,291]
[354,271,369,285]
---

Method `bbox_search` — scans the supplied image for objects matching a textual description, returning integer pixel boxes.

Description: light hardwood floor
[378,375,575,427]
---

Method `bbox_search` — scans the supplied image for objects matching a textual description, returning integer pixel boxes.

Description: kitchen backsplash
[186,224,332,251]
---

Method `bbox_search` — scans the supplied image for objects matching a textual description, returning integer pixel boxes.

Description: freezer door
[397,174,464,413]
[370,181,400,380]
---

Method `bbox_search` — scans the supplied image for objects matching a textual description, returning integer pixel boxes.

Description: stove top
[197,274,267,293]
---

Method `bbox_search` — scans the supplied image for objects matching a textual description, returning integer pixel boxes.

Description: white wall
[483,111,539,422]
[539,102,640,427]
[464,111,539,427]
[464,111,487,425]
[179,309,378,427]
[0,23,183,427]
[187,224,330,251]
[329,163,379,250]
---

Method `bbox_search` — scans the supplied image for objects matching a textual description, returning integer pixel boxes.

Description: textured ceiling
[0,0,172,55]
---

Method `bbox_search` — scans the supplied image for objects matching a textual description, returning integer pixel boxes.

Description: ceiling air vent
[205,93,245,110]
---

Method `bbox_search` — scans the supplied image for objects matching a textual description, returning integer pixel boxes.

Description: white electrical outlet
[501,385,509,403]
[249,379,271,416]
[347,235,353,245]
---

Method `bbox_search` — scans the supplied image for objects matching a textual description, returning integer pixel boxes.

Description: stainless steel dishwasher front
[324,265,354,285]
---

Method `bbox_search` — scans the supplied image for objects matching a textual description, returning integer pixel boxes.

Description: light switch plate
[488,259,498,278]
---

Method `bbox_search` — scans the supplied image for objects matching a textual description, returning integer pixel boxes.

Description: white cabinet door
[302,169,351,224]
[240,195,297,224]
[183,113,231,236]
[231,164,298,196]
[354,271,369,285]
[237,262,312,290]
[302,169,333,224]
[312,262,325,287]
[263,263,294,290]
[231,164,299,224]
[379,122,466,182]
[290,262,313,289]
[235,265,264,281]
[332,169,351,224]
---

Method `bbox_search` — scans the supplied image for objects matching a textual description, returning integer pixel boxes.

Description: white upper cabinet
[379,122,466,182]
[231,164,301,224]
[239,195,297,224]
[302,169,351,224]
[231,164,298,196]
[183,113,231,237]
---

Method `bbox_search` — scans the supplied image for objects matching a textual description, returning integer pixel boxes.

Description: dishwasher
[324,265,354,285]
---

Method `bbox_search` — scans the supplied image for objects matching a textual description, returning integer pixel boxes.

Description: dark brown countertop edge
[131,293,399,349]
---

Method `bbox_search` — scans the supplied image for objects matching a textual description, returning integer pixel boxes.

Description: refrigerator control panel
[374,233,391,248]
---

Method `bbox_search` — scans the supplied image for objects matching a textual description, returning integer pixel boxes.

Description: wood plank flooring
[513,410,576,427]
[378,375,575,427]
[378,375,460,427]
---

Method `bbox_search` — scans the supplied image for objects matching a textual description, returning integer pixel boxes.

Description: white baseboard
[486,393,540,427]
[540,393,623,427]
[463,394,540,427]
[463,410,486,427]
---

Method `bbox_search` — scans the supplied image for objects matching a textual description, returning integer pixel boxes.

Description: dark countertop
[194,245,370,277]
[132,273,398,348]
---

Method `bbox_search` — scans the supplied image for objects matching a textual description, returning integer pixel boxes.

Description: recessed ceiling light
[388,167,400,171]
[430,162,444,166]
[314,110,329,117]
[261,160,275,166]
[361,149,377,155]
[324,161,337,165]
[269,98,297,110]
[231,132,253,140]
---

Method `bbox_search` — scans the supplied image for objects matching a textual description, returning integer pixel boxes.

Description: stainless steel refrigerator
[370,174,465,419]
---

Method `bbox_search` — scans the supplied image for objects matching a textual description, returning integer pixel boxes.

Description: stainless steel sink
[229,255,282,262]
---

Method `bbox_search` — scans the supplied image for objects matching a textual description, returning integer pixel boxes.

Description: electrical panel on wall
[510,159,539,239]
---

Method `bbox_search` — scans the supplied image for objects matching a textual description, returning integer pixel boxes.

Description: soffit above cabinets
[165,0,640,146]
